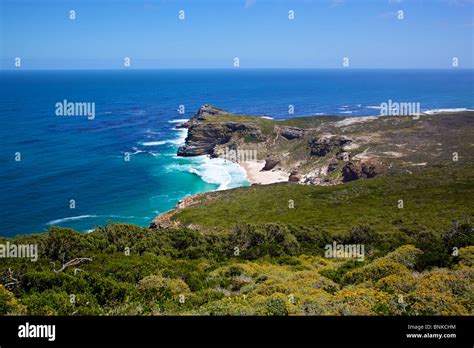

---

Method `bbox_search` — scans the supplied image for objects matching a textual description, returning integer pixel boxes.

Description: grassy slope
[173,163,474,235]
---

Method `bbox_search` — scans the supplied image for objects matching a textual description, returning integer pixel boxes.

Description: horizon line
[2,67,474,71]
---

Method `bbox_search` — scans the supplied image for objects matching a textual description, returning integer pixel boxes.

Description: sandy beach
[239,160,289,185]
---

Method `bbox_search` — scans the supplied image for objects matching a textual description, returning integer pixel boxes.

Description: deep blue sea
[1,69,473,237]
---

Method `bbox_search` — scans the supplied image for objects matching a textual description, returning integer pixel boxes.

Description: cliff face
[175,105,474,186]
[177,105,263,156]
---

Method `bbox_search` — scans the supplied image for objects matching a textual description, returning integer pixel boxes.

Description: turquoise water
[1,69,473,236]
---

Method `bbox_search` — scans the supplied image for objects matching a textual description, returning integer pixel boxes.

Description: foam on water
[168,119,190,124]
[423,108,473,115]
[166,156,248,191]
[46,214,141,225]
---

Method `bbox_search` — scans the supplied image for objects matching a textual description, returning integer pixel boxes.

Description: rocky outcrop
[288,170,300,182]
[194,104,228,120]
[175,122,190,129]
[177,105,264,157]
[280,127,305,140]
[308,136,352,157]
[177,123,232,156]
[149,210,180,229]
[336,151,351,161]
[261,157,280,171]
[342,162,379,182]
[149,193,205,229]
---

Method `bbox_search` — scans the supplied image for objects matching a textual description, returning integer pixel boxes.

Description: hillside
[1,163,473,316]
[160,164,474,236]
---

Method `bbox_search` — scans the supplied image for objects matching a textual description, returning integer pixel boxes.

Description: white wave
[141,141,166,146]
[145,129,161,135]
[166,156,248,190]
[340,111,353,114]
[366,106,382,110]
[46,214,136,225]
[46,215,98,225]
[171,128,188,145]
[259,116,274,120]
[423,108,473,115]
[140,127,187,148]
[168,119,189,123]
[130,148,146,155]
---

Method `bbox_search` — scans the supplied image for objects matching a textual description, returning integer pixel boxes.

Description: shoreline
[175,108,474,188]
[238,160,289,185]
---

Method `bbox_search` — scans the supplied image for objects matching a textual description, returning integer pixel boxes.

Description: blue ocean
[1,69,473,237]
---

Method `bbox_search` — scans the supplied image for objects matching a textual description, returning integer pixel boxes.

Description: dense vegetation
[1,165,473,316]
[174,163,473,234]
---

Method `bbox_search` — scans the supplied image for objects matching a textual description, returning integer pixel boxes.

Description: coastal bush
[441,220,474,251]
[230,223,300,259]
[288,225,332,255]
[327,287,393,316]
[21,290,101,316]
[1,211,472,316]
[458,246,474,267]
[346,224,380,245]
[341,245,421,286]
[381,245,422,269]
[260,297,288,316]
[0,285,26,315]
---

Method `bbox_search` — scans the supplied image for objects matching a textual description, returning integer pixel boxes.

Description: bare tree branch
[51,258,92,273]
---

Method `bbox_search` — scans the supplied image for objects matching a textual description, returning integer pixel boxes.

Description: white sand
[334,116,377,127]
[239,160,289,185]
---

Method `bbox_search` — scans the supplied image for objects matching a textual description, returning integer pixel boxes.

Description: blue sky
[0,0,473,69]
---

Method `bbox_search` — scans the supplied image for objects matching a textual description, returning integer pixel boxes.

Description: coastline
[175,107,474,188]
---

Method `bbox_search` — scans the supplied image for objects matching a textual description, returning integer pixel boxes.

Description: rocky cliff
[177,105,263,156]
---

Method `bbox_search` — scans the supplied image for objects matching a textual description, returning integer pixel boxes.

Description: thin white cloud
[330,0,345,8]
[444,0,474,6]
[244,0,257,9]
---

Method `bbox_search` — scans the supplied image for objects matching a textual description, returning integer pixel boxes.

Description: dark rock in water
[342,162,378,182]
[280,127,305,140]
[288,170,300,182]
[175,122,189,129]
[262,157,280,171]
[177,142,217,156]
[308,136,352,157]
